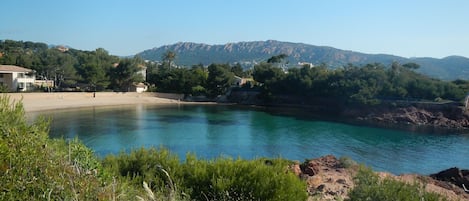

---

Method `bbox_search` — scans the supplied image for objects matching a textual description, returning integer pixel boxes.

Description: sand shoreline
[6,92,215,112]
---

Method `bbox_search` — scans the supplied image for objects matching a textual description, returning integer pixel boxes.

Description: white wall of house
[16,72,36,91]
[135,86,147,93]
[0,70,36,92]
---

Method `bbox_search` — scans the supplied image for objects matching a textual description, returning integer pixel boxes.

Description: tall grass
[102,148,309,201]
[0,95,103,200]
[347,166,447,201]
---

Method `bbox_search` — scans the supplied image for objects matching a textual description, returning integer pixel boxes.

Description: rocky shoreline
[341,103,469,132]
[228,91,469,132]
[295,155,469,200]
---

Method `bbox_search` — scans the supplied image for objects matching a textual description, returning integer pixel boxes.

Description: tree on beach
[109,57,145,91]
[206,63,234,98]
[79,63,109,91]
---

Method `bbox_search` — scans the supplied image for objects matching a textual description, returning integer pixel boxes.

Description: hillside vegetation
[137,40,469,80]
[252,61,469,105]
[0,40,145,91]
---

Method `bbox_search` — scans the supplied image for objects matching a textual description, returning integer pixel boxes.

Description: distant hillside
[137,40,469,80]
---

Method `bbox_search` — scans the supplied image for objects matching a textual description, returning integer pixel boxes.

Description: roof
[0,65,33,73]
[133,82,147,87]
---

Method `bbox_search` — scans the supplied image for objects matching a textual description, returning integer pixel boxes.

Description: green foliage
[347,167,446,201]
[191,85,206,96]
[162,50,176,68]
[0,40,152,91]
[0,95,106,200]
[267,54,288,64]
[230,63,245,77]
[253,62,467,105]
[109,57,145,91]
[103,148,308,201]
[147,62,252,98]
[103,147,182,189]
[252,62,285,84]
[0,84,8,93]
[338,156,358,169]
[0,95,457,200]
[206,63,235,98]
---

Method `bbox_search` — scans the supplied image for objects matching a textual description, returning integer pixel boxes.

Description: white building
[0,65,36,92]
[298,62,314,68]
[130,82,148,93]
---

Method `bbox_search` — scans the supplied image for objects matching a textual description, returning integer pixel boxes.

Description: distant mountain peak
[137,40,469,80]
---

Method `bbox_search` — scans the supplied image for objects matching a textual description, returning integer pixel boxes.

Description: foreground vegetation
[0,95,306,200]
[347,167,446,201]
[0,95,450,200]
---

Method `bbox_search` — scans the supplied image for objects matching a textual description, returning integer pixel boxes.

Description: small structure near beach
[130,82,148,93]
[0,65,36,92]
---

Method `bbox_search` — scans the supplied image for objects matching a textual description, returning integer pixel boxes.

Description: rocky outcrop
[431,167,469,192]
[343,104,469,130]
[371,107,469,128]
[292,155,355,200]
[291,155,469,200]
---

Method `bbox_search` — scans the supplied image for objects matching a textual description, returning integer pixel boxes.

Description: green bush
[103,149,308,201]
[102,147,183,195]
[183,155,307,201]
[347,166,447,201]
[0,95,108,200]
[338,156,358,169]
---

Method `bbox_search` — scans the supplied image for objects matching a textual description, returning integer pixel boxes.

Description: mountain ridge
[137,40,469,80]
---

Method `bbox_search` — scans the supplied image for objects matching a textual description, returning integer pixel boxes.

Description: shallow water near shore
[35,104,469,175]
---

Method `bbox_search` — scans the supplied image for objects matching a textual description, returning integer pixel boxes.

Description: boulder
[300,155,339,176]
[430,167,469,192]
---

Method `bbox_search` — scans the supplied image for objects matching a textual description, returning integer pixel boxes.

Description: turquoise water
[36,104,469,175]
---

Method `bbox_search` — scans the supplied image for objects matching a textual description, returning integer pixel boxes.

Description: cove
[34,104,469,175]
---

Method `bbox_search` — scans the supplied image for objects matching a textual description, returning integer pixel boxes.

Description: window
[18,73,24,78]
[18,82,24,89]
[0,74,4,78]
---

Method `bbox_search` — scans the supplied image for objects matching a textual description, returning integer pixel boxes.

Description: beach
[6,92,192,112]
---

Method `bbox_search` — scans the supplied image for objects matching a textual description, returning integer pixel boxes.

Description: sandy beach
[6,92,196,112]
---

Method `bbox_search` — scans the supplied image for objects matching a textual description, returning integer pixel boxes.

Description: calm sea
[32,104,469,175]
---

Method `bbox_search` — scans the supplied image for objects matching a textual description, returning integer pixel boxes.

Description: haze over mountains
[137,40,469,81]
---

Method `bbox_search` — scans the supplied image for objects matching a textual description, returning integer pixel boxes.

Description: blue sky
[1,0,468,58]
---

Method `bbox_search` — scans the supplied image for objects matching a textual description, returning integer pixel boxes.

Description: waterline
[39,104,469,175]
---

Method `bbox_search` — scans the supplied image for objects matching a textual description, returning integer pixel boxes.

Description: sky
[1,0,468,58]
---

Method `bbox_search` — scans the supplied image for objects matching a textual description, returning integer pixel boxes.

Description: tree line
[253,60,469,105]
[2,40,468,105]
[0,40,243,96]
[0,40,144,91]
[146,60,251,98]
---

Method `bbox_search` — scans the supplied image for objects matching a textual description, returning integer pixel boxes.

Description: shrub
[338,156,358,169]
[182,155,307,201]
[347,166,447,201]
[103,149,308,201]
[0,95,106,200]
